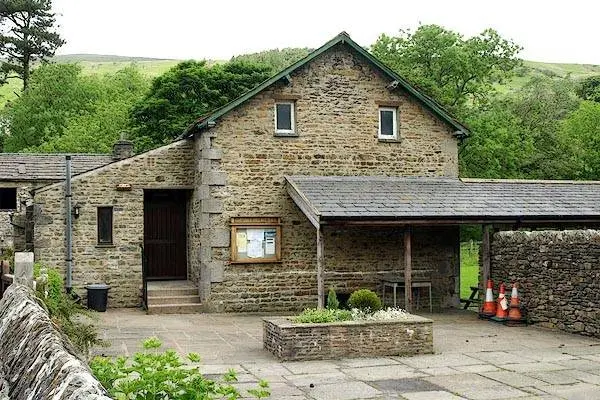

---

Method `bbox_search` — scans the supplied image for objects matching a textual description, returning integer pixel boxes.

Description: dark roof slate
[0,154,113,181]
[285,175,600,225]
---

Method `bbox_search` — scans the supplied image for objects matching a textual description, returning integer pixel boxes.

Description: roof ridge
[180,32,469,139]
[461,178,600,185]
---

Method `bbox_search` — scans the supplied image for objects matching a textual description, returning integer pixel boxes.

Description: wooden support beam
[404,226,413,312]
[481,224,491,287]
[316,226,325,309]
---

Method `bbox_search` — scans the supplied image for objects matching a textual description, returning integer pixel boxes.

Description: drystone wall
[490,230,600,337]
[263,315,433,361]
[0,284,110,399]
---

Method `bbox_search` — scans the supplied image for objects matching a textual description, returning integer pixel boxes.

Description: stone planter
[263,314,433,361]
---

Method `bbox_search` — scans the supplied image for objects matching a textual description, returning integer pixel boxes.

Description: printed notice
[236,231,247,253]
[247,240,264,258]
[247,229,264,242]
[265,238,275,255]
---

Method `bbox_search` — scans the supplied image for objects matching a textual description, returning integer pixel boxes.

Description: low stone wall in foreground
[263,315,433,361]
[0,285,111,400]
[491,230,600,337]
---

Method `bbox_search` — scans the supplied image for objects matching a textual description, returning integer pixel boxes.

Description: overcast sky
[52,0,599,64]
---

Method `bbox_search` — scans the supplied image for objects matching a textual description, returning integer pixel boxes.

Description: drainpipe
[65,155,73,293]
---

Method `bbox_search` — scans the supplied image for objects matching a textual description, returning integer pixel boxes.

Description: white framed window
[378,107,398,139]
[274,102,295,135]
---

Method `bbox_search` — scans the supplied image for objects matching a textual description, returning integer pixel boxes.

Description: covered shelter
[285,175,600,310]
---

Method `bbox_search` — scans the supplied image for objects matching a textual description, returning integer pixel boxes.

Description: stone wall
[0,181,45,251]
[33,140,195,307]
[490,230,600,337]
[0,284,110,399]
[195,43,460,312]
[263,315,433,361]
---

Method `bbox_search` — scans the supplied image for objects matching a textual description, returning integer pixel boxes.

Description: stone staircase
[146,281,203,314]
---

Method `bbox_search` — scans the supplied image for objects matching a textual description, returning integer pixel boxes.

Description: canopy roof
[285,175,600,227]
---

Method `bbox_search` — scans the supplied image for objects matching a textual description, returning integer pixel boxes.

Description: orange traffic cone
[508,283,522,322]
[494,283,508,320]
[480,279,496,317]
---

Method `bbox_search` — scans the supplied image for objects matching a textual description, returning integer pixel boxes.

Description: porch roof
[285,175,600,227]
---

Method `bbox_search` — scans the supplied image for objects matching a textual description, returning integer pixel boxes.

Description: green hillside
[0,54,598,107]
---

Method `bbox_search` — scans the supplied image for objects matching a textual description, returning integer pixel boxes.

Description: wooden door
[144,190,188,280]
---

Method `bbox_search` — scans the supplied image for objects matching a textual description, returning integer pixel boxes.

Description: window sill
[95,244,116,249]
[274,132,299,138]
[378,137,402,143]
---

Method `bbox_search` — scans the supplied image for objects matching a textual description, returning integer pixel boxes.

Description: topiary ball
[347,289,382,313]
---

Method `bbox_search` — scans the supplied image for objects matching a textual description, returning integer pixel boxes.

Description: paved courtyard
[95,309,600,400]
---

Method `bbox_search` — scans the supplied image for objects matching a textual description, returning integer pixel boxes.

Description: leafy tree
[232,48,311,73]
[371,25,522,115]
[0,0,65,90]
[1,63,149,152]
[560,101,600,180]
[576,75,600,102]
[129,60,272,149]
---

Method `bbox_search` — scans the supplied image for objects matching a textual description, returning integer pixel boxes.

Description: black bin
[86,284,110,312]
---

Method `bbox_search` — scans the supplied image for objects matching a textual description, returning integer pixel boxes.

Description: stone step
[147,303,204,314]
[146,287,198,297]
[147,295,201,306]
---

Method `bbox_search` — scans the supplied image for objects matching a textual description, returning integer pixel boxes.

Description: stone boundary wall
[263,315,433,361]
[0,285,110,400]
[491,230,600,337]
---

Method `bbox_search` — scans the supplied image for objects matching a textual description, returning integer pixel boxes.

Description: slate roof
[285,175,600,226]
[181,32,469,139]
[0,154,113,181]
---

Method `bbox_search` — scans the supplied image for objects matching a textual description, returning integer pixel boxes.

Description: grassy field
[460,241,480,299]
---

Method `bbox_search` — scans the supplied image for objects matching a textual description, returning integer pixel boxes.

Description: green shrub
[33,263,106,358]
[347,289,382,312]
[90,338,270,399]
[326,287,339,310]
[294,308,352,323]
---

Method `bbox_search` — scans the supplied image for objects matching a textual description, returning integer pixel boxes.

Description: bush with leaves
[34,263,106,358]
[347,289,382,313]
[90,337,270,399]
[326,287,339,310]
[294,308,352,323]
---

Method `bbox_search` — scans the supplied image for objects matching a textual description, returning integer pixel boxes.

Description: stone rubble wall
[0,284,110,400]
[263,315,434,361]
[490,230,600,337]
[196,43,460,311]
[33,140,195,307]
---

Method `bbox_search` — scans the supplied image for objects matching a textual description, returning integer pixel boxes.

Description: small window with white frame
[378,107,398,139]
[274,101,295,136]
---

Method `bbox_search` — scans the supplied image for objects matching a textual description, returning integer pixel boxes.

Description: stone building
[0,153,115,251]
[30,33,600,313]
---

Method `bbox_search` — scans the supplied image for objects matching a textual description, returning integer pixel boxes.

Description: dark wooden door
[144,190,188,280]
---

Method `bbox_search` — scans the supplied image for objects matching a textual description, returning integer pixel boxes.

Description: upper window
[0,188,17,210]
[275,102,295,135]
[97,206,113,245]
[378,107,398,140]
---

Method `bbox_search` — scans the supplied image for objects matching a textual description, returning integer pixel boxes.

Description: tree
[371,25,522,115]
[560,101,600,180]
[576,75,600,102]
[129,60,272,149]
[1,63,149,153]
[232,48,311,73]
[0,0,65,90]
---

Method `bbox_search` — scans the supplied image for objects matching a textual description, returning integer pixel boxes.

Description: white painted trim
[274,101,295,135]
[378,107,398,139]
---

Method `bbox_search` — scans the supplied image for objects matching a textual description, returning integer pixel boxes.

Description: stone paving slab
[95,309,600,400]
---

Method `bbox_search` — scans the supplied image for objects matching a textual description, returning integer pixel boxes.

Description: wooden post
[316,226,325,309]
[404,226,412,312]
[482,225,491,287]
